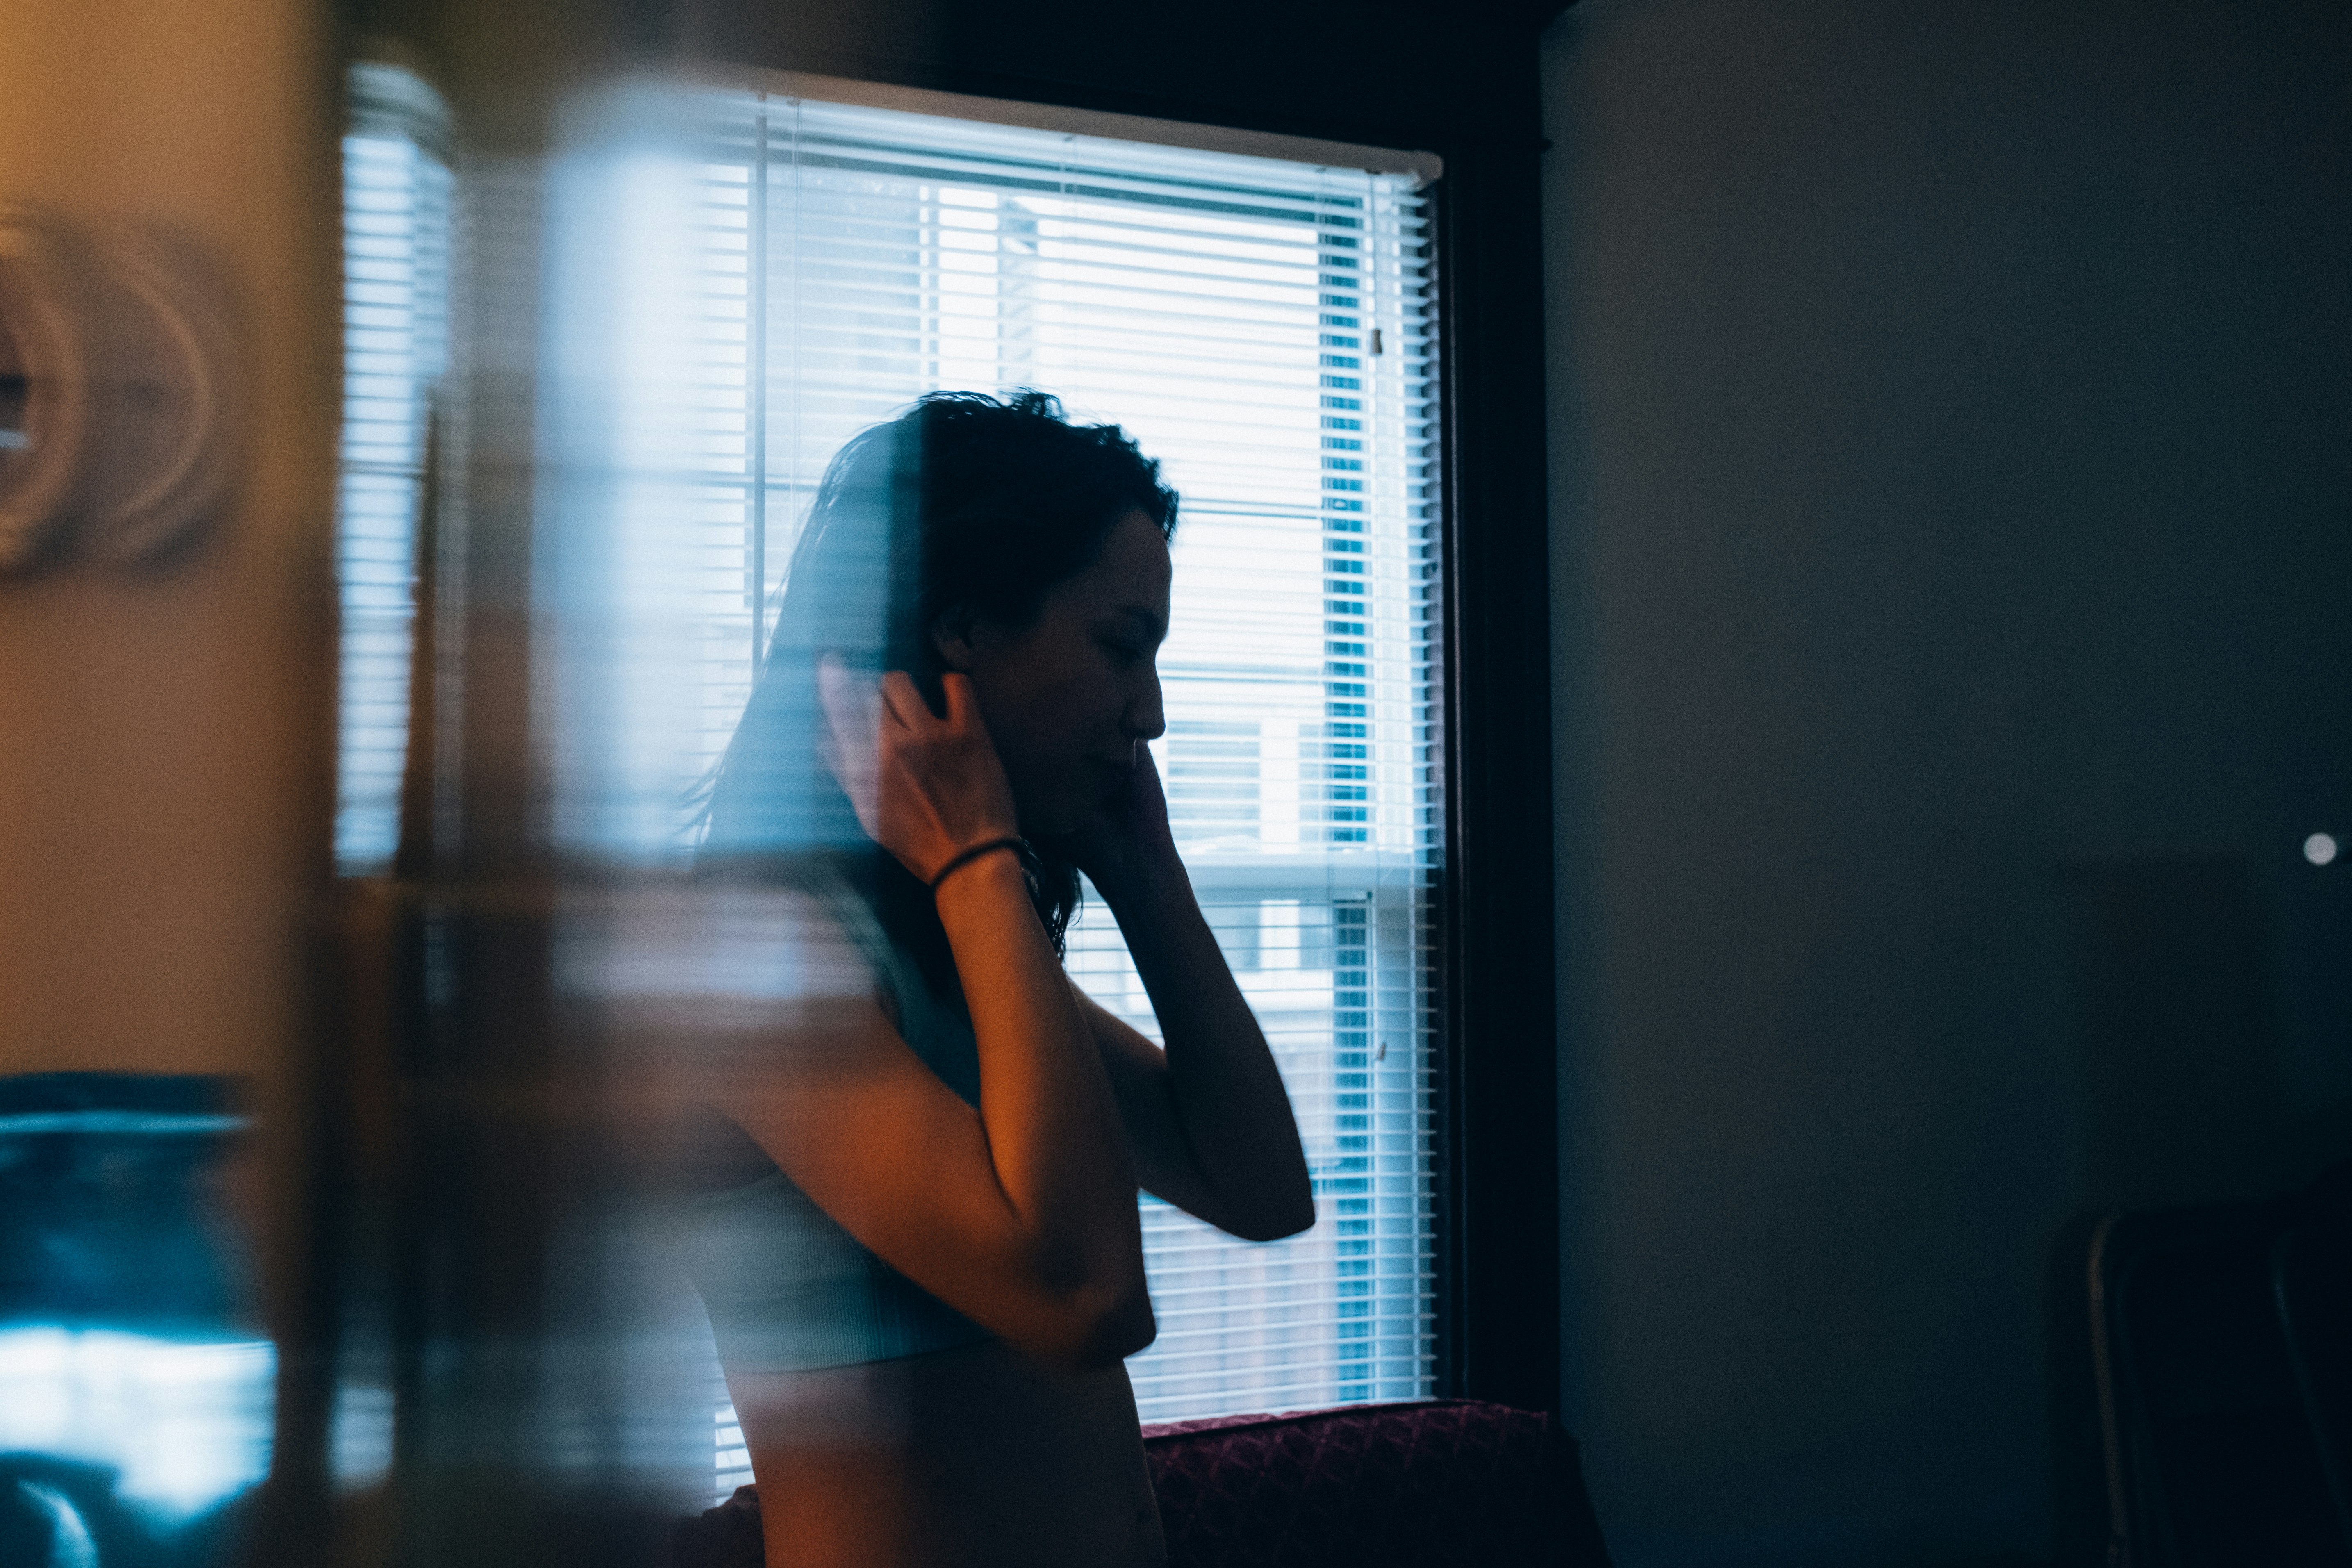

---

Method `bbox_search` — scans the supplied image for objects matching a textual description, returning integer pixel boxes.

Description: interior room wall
[0,0,336,1082]
[0,0,339,1467]
[1539,1,2351,1563]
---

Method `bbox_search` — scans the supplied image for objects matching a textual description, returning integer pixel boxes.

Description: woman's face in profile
[944,510,1171,838]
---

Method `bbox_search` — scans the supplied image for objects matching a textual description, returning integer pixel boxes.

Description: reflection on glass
[0,307,27,456]
[0,1075,269,1566]
[337,62,451,872]
[319,62,1446,1562]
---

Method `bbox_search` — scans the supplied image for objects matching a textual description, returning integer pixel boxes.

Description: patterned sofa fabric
[1142,1400,1611,1568]
[669,1399,1611,1568]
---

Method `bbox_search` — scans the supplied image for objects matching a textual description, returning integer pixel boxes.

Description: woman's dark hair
[701,391,1178,964]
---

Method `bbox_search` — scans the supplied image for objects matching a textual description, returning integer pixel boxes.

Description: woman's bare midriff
[728,1337,1166,1568]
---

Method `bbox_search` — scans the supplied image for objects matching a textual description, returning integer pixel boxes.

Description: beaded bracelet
[929,835,1032,894]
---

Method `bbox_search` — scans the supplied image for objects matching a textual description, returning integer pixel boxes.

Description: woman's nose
[1126,665,1165,742]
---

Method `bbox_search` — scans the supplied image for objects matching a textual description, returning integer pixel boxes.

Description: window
[576,80,1441,1450]
[353,75,1446,1489]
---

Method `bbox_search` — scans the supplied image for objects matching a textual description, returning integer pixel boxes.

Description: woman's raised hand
[1052,742,1183,903]
[817,655,1020,884]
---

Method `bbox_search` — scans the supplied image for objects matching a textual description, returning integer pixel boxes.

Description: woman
[686,392,1315,1567]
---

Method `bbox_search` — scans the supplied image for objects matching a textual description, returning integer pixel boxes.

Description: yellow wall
[0,0,339,1081]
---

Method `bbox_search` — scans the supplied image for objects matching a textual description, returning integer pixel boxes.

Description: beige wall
[0,0,339,1081]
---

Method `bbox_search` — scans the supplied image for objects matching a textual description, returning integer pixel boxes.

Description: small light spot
[2306,833,2338,867]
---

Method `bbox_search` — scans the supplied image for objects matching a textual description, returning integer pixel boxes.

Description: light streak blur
[0,1327,274,1524]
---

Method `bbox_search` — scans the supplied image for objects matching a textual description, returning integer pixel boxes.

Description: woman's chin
[1020,798,1101,849]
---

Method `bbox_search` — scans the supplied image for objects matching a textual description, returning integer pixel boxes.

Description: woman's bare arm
[1061,754,1315,1244]
[934,848,1153,1348]
[717,868,1152,1369]
[715,666,1151,1368]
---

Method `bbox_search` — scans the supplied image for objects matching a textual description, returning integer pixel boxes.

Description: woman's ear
[929,604,978,673]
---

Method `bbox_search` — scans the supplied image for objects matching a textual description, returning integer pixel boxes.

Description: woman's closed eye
[1097,633,1149,665]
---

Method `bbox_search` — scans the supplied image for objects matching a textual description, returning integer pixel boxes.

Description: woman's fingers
[821,664,1016,878]
[939,672,981,735]
[815,654,872,749]
[877,670,927,732]
[815,654,883,835]
[875,670,985,743]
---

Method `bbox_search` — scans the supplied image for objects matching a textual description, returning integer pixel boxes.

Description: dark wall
[1540,1,2352,1563]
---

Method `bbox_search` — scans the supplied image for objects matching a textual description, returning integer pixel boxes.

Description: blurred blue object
[0,1074,274,1566]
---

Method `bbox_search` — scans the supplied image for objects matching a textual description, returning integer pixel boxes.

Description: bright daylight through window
[336,63,449,874]
[337,73,1447,1498]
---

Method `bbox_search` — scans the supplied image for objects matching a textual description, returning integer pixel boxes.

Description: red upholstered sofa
[671,1399,1612,1568]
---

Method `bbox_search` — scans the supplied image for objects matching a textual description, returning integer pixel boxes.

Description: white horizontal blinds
[758,98,1441,1423]
[1055,161,1441,1419]
[656,139,765,844]
[553,94,947,856]
[574,91,1440,1454]
[725,99,1443,1423]
[713,1365,750,1501]
[1332,174,1442,1403]
[535,94,786,853]
[336,65,451,871]
[540,119,755,853]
